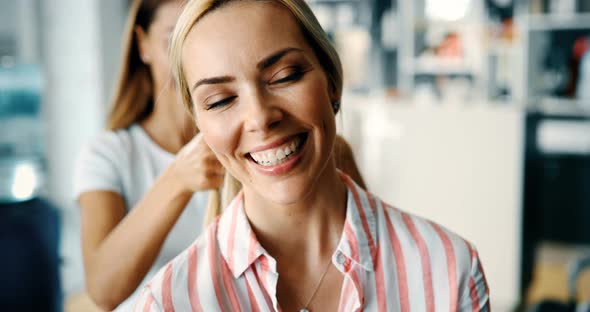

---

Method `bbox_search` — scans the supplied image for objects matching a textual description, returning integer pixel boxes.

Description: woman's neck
[243,163,348,263]
[140,88,196,154]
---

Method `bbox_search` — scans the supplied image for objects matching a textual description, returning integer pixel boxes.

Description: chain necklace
[296,256,334,312]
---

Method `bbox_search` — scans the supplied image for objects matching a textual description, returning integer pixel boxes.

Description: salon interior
[1,0,590,311]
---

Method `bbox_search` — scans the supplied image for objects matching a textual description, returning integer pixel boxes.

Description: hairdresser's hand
[168,133,224,193]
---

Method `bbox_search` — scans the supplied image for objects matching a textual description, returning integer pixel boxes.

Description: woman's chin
[253,183,310,206]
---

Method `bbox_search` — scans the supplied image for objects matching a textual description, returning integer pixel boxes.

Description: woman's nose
[243,91,284,133]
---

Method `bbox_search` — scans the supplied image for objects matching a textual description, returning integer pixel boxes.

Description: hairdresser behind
[73,1,223,310]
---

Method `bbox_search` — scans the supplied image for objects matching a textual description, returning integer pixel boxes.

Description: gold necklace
[297,256,334,312]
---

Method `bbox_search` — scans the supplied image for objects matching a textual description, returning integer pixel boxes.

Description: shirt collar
[217,172,379,278]
[336,172,378,272]
[217,192,268,278]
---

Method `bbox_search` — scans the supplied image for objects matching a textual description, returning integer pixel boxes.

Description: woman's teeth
[250,137,301,166]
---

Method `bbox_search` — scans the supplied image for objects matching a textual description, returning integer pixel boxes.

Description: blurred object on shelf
[310,0,358,33]
[577,49,590,99]
[490,0,512,7]
[526,242,590,307]
[487,38,515,101]
[526,28,590,101]
[436,32,464,59]
[563,35,590,97]
[535,97,590,116]
[486,0,514,20]
[527,0,587,14]
[529,0,544,14]
[573,36,590,61]
[537,119,590,155]
[380,8,399,50]
[501,18,515,40]
[519,0,590,110]
[333,27,371,91]
[575,37,590,99]
[413,29,476,104]
[309,0,392,92]
[486,9,516,101]
[549,0,577,15]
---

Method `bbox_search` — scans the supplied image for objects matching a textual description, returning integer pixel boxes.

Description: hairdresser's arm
[334,135,366,189]
[79,135,222,311]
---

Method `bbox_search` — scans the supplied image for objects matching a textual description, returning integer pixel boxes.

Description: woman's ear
[329,86,341,114]
[327,78,341,111]
[135,26,151,64]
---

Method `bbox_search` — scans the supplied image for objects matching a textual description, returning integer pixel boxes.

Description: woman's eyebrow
[192,76,235,92]
[191,48,304,92]
[257,47,304,70]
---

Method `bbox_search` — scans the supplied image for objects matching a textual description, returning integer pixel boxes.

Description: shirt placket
[335,251,365,312]
[257,254,281,312]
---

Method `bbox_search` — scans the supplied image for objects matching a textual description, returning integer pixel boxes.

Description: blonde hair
[170,0,344,225]
[106,0,176,130]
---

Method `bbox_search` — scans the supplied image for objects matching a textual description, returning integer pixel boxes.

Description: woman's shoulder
[373,197,489,310]
[373,196,487,297]
[76,125,146,167]
[73,127,139,197]
[82,126,135,155]
[166,220,218,270]
[343,175,478,274]
[138,221,221,308]
[379,200,476,265]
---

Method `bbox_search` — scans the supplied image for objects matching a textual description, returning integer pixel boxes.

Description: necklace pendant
[299,309,310,312]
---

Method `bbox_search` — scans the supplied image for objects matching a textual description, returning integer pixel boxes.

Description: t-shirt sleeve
[73,131,126,200]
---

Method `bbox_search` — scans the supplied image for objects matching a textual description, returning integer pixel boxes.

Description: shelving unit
[397,0,488,100]
[514,0,590,303]
[527,12,590,31]
[308,0,398,91]
[515,2,590,103]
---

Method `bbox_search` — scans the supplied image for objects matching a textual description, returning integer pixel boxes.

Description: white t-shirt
[73,123,207,311]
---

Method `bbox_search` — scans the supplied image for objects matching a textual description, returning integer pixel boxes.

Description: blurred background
[1,0,590,311]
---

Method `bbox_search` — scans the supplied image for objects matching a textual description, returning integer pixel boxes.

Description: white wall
[42,0,104,210]
[40,0,127,297]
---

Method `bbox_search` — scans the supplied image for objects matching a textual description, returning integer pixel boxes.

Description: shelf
[413,60,475,76]
[526,13,590,31]
[528,97,590,118]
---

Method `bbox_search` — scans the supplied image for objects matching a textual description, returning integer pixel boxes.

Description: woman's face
[138,1,183,91]
[182,1,338,205]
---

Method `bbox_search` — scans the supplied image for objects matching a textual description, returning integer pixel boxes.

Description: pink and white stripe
[134,173,490,312]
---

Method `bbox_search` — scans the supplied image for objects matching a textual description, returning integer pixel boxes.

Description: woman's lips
[248,132,308,175]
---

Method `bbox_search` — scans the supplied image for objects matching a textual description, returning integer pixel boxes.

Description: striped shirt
[133,173,490,311]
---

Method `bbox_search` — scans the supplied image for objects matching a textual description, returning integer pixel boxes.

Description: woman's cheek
[202,123,235,160]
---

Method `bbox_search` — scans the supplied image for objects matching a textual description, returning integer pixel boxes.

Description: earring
[141,54,150,63]
[332,100,340,113]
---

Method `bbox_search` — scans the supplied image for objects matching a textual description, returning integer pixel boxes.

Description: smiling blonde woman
[133,0,491,311]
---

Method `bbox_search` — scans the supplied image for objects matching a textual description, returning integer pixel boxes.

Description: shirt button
[336,253,346,265]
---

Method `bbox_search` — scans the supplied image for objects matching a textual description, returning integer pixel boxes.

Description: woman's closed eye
[269,67,307,85]
[205,95,237,110]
